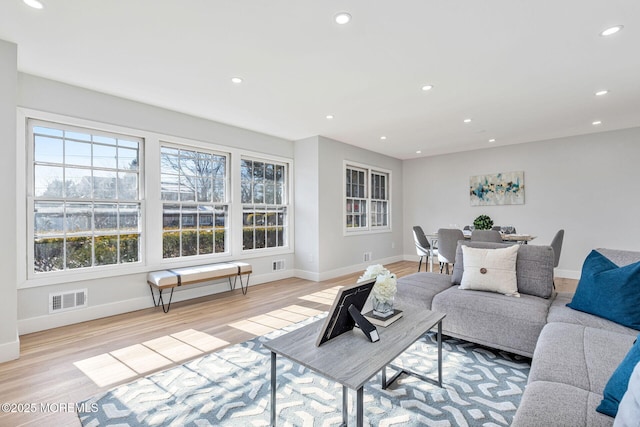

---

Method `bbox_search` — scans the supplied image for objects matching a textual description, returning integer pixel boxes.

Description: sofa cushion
[528,323,636,393]
[615,362,640,427]
[598,335,640,417]
[567,250,640,330]
[451,241,554,298]
[431,286,552,357]
[549,293,640,337]
[459,244,519,296]
[395,272,452,310]
[513,381,615,427]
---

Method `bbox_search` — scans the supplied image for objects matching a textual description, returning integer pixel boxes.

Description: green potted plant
[473,214,494,230]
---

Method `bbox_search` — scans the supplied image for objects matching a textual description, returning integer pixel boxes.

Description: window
[345,163,391,233]
[160,145,229,258]
[241,158,288,250]
[30,121,142,273]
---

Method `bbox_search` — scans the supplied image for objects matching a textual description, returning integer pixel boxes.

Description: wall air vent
[49,289,88,314]
[272,259,285,271]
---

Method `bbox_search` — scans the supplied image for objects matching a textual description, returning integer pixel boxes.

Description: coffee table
[263,307,446,426]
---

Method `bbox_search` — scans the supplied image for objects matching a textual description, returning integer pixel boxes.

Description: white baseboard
[18,270,293,335]
[0,331,20,363]
[296,255,405,283]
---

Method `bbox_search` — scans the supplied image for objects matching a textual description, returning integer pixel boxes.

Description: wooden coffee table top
[264,307,445,390]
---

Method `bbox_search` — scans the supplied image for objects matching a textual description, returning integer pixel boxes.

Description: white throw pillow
[614,361,640,427]
[460,245,520,296]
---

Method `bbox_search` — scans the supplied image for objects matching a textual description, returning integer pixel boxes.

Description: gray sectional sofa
[396,243,640,426]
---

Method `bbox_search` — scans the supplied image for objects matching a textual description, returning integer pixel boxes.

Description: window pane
[93,144,117,169]
[34,202,64,234]
[118,172,138,200]
[66,203,92,233]
[197,178,212,202]
[267,228,277,248]
[94,203,117,230]
[181,205,197,229]
[215,229,226,253]
[65,140,92,166]
[93,135,116,145]
[34,135,64,164]
[34,238,64,272]
[93,170,117,199]
[66,236,92,269]
[65,167,92,199]
[34,165,64,197]
[119,204,139,231]
[95,235,118,266]
[179,176,196,201]
[34,126,63,138]
[65,131,91,142]
[163,204,180,230]
[120,234,139,263]
[181,231,197,256]
[161,174,179,201]
[162,232,180,258]
[161,150,180,175]
[199,230,213,255]
[243,228,255,250]
[118,147,138,170]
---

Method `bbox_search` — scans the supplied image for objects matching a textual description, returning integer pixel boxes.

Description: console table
[264,307,446,426]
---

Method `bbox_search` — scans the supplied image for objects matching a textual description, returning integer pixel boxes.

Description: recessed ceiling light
[488,138,496,143]
[23,0,44,9]
[416,150,422,154]
[326,115,334,120]
[600,25,623,37]
[231,77,243,84]
[463,118,472,123]
[334,12,351,25]
[380,136,387,140]
[592,120,602,125]
[595,90,609,96]
[421,85,434,91]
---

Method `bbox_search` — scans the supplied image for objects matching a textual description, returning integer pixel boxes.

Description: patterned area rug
[78,315,530,426]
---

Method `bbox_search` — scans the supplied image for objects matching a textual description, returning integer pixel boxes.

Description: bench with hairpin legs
[147,262,252,313]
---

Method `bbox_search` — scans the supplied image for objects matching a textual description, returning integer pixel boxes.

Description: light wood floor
[0,261,577,427]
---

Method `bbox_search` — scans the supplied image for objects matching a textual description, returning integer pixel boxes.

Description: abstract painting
[470,171,525,206]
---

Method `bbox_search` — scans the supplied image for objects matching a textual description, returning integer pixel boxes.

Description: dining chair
[550,229,565,268]
[491,226,502,231]
[437,228,464,274]
[412,226,438,272]
[471,229,503,243]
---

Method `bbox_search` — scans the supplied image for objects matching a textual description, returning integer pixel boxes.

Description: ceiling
[1,1,639,160]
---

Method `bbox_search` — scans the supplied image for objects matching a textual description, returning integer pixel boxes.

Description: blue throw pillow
[567,250,640,329]
[597,336,640,417]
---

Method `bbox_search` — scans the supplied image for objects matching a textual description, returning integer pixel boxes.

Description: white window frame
[240,156,290,252]
[159,142,231,260]
[19,110,147,286]
[343,160,392,236]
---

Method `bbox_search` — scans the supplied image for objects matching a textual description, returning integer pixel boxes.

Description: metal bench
[147,262,252,313]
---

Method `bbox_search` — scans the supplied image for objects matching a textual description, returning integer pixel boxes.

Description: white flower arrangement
[359,264,397,303]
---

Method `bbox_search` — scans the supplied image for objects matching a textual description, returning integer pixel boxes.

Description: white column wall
[0,40,19,362]
[402,127,640,278]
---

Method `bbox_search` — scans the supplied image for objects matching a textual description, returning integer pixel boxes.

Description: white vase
[372,296,394,318]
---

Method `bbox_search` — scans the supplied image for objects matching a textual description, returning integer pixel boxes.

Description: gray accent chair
[470,229,503,242]
[437,228,464,274]
[412,225,438,272]
[550,229,565,267]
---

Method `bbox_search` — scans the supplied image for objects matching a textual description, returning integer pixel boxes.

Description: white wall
[317,136,404,279]
[402,127,640,278]
[16,74,297,334]
[0,40,19,362]
[294,136,320,278]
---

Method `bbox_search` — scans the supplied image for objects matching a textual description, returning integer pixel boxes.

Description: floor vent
[272,259,285,271]
[49,289,88,314]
